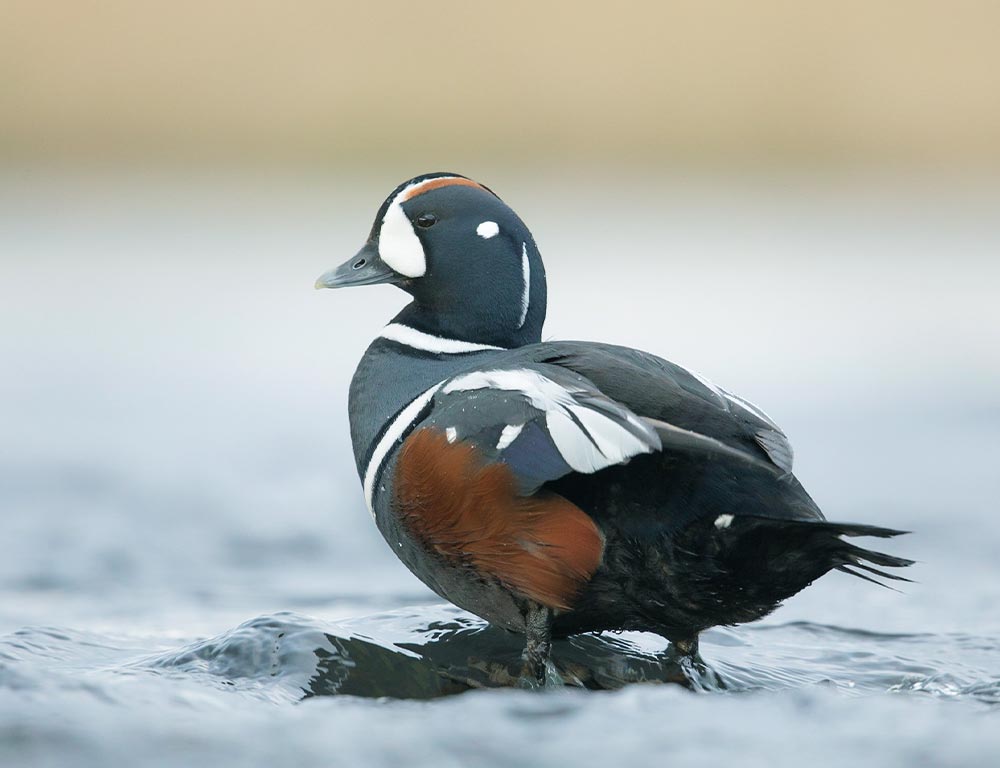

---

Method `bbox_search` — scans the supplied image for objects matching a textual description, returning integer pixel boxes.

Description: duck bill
[314,243,398,289]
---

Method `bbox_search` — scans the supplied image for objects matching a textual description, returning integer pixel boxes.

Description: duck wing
[526,341,796,475]
[418,364,660,495]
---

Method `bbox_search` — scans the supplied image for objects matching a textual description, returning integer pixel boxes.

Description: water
[2,170,999,767]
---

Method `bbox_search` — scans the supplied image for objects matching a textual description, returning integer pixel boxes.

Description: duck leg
[666,633,720,687]
[671,634,700,658]
[520,605,554,687]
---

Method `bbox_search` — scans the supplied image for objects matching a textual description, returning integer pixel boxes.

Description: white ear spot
[715,514,734,530]
[476,221,499,239]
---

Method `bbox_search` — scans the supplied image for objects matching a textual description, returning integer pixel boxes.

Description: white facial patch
[378,200,426,278]
[477,221,499,239]
[376,175,475,279]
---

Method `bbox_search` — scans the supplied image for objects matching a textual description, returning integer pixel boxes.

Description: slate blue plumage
[316,173,912,682]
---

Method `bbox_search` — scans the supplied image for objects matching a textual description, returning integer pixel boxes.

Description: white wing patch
[556,405,650,468]
[444,369,574,408]
[496,423,524,450]
[443,369,659,474]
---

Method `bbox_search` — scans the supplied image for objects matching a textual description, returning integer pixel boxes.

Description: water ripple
[2,607,998,708]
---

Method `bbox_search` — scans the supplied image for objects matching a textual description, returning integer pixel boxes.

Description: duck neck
[393,276,546,350]
[347,330,506,479]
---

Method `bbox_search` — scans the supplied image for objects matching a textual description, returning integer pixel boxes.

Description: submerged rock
[142,605,721,700]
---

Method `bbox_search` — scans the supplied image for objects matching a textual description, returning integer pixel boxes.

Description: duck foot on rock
[518,605,557,688]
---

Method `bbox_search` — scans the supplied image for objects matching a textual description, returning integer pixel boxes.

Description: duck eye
[415,213,438,229]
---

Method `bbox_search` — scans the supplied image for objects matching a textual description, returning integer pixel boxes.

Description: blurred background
[1,3,999,763]
[4,1,1000,169]
[3,0,999,626]
[3,0,999,621]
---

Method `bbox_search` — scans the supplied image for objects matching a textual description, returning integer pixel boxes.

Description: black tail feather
[738,515,914,592]
[836,565,904,591]
[844,561,914,583]
[807,521,910,539]
[648,513,916,631]
[841,541,916,569]
[818,520,914,589]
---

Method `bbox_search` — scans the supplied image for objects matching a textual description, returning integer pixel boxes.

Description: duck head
[316,173,546,349]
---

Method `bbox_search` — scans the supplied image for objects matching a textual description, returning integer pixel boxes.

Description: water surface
[2,171,998,766]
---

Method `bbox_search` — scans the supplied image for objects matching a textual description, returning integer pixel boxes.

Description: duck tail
[727,516,915,595]
[795,520,915,589]
[822,522,914,588]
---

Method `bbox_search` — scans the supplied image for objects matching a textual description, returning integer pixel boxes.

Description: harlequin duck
[316,173,911,683]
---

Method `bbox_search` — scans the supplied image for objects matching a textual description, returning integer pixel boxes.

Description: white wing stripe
[446,368,657,474]
[570,405,650,464]
[443,369,577,408]
[546,410,608,473]
[496,423,524,451]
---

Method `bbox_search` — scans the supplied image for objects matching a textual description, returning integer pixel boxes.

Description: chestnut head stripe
[400,176,488,202]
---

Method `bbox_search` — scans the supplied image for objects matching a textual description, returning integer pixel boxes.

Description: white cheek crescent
[378,200,426,278]
[377,175,474,279]
[477,221,499,239]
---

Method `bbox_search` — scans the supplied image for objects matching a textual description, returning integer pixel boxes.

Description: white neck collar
[378,323,506,354]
